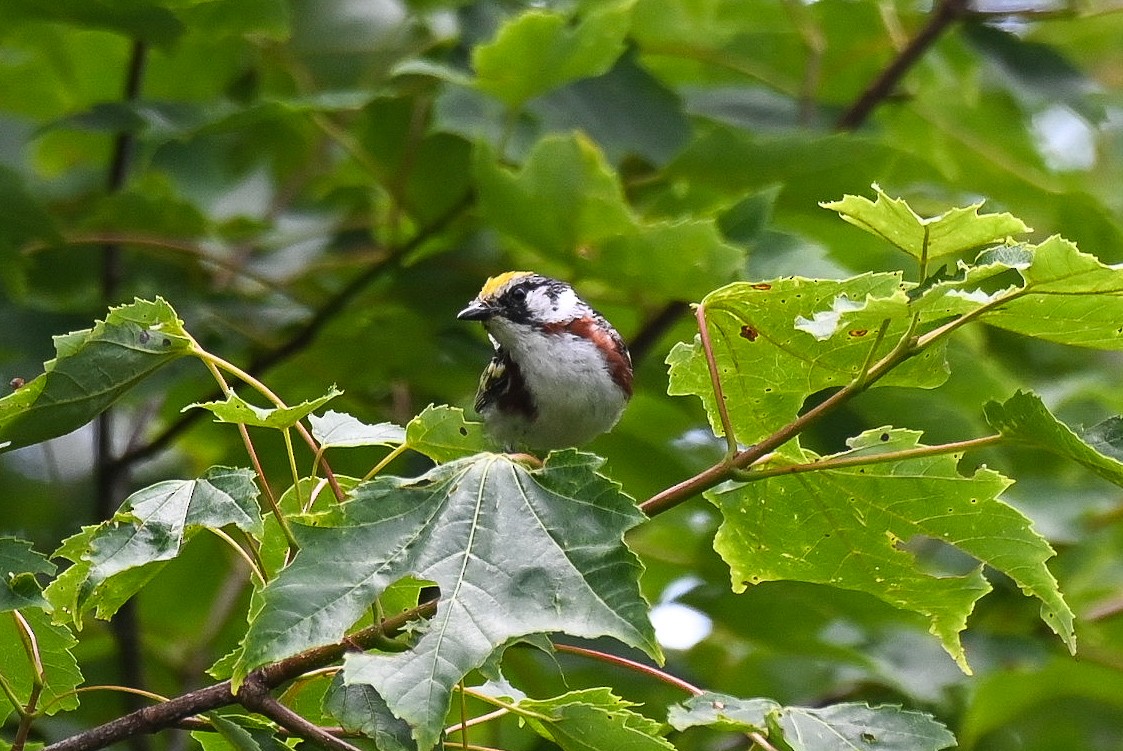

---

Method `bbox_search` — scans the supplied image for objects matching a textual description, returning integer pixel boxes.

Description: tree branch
[237,674,365,751]
[835,0,968,131]
[43,600,437,751]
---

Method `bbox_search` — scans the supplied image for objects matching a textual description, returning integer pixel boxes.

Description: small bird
[458,272,633,451]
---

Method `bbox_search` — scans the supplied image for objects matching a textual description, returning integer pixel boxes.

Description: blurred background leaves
[3,0,1123,749]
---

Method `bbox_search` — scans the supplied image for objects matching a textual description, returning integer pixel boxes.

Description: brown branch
[43,600,437,751]
[237,674,365,751]
[835,0,969,131]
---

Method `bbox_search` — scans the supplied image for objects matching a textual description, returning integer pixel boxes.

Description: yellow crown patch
[479,271,534,299]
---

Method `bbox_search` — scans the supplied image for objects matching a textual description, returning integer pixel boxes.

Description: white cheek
[524,287,584,324]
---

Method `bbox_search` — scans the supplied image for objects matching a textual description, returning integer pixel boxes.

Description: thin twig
[554,643,702,696]
[835,0,969,130]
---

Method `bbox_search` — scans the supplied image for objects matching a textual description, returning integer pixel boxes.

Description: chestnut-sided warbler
[458,272,633,451]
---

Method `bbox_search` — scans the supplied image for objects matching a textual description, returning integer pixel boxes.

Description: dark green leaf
[237,451,657,750]
[0,298,193,452]
[774,702,955,751]
[44,467,260,625]
[0,538,54,613]
[323,673,414,751]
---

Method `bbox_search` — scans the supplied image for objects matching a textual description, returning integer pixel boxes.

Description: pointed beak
[457,299,494,321]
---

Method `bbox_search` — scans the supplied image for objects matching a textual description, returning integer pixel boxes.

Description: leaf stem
[742,433,1003,481]
[362,442,409,482]
[12,610,44,751]
[459,688,553,723]
[553,643,703,696]
[445,707,510,737]
[695,302,739,457]
[190,346,345,502]
[283,429,304,511]
[190,348,298,555]
[206,528,267,585]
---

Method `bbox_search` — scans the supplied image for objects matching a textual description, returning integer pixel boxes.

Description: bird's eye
[510,287,527,304]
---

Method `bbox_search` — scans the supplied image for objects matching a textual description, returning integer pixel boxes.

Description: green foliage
[4,2,1123,751]
[0,298,193,452]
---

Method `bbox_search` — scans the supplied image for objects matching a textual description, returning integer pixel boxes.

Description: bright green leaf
[238,451,657,750]
[821,185,1030,264]
[667,277,948,446]
[519,687,675,751]
[0,608,82,722]
[0,298,193,452]
[473,2,633,107]
[185,387,342,430]
[711,427,1073,670]
[985,390,1123,488]
[404,404,491,462]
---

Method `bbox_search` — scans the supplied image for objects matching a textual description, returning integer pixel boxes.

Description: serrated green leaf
[667,692,778,732]
[309,410,405,449]
[323,673,414,751]
[238,451,657,750]
[775,703,955,751]
[667,277,948,446]
[0,298,193,452]
[405,404,491,462]
[985,390,1123,488]
[978,236,1123,349]
[519,687,675,751]
[712,427,1073,670]
[821,185,1030,264]
[44,468,260,626]
[0,539,54,613]
[0,608,82,722]
[917,236,1123,349]
[186,387,342,430]
[473,3,632,107]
